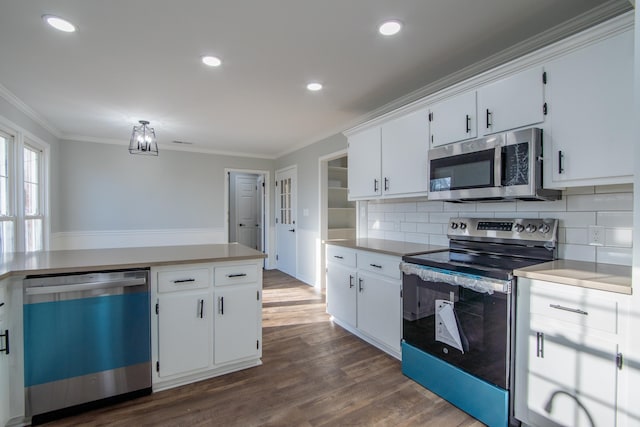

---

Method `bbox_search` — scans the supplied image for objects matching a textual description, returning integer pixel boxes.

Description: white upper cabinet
[380,108,429,197]
[429,91,477,147]
[347,126,381,199]
[544,29,633,187]
[348,108,429,200]
[478,66,545,135]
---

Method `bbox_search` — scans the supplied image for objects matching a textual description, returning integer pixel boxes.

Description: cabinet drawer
[158,268,210,293]
[215,264,258,286]
[326,245,356,268]
[357,252,401,280]
[530,282,618,334]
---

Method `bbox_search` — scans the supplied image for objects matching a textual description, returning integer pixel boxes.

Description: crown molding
[62,134,277,160]
[343,0,633,135]
[0,83,62,139]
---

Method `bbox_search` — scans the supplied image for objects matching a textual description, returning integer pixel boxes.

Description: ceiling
[0,0,631,158]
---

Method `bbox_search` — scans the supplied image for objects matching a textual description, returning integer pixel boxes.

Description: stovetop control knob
[525,224,537,233]
[514,224,525,233]
[459,222,467,230]
[538,223,550,234]
[450,222,459,230]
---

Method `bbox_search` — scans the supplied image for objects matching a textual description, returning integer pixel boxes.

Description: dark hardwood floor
[42,270,484,426]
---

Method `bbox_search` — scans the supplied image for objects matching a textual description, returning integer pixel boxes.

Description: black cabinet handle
[465,114,471,133]
[227,273,247,278]
[358,278,364,292]
[558,151,564,174]
[370,264,382,269]
[0,302,4,308]
[173,278,196,284]
[374,179,379,192]
[485,109,492,129]
[218,296,224,315]
[536,332,544,358]
[333,255,344,259]
[0,329,9,355]
[384,177,389,191]
[349,275,354,288]
[199,299,204,318]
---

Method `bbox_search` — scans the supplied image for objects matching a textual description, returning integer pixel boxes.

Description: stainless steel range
[401,217,558,427]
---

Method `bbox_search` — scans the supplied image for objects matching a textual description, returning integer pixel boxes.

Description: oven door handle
[25,278,147,295]
[495,145,503,188]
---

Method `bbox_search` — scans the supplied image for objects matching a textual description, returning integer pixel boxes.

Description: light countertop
[325,238,447,257]
[0,243,266,280]
[514,259,632,295]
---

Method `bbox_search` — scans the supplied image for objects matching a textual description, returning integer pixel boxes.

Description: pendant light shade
[129,120,158,155]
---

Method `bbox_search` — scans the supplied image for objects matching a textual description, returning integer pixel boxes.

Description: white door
[325,262,357,327]
[276,167,297,277]
[347,127,381,199]
[235,175,258,249]
[356,271,401,353]
[256,175,265,252]
[429,90,477,147]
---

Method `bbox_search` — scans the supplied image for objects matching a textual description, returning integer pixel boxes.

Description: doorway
[225,169,269,266]
[275,166,297,277]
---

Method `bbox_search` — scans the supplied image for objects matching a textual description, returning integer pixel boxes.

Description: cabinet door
[326,262,357,327]
[158,291,211,377]
[0,281,8,427]
[347,127,381,199]
[214,285,260,365]
[356,271,401,353]
[478,66,544,135]
[526,322,618,427]
[380,108,429,197]
[429,91,477,147]
[545,30,633,185]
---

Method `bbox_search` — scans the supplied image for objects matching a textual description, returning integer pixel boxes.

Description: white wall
[367,184,633,266]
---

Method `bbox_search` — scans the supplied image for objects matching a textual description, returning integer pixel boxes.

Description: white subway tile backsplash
[558,244,596,263]
[596,211,633,228]
[567,193,633,212]
[416,201,444,212]
[605,228,632,248]
[564,228,588,245]
[365,187,632,266]
[596,246,632,265]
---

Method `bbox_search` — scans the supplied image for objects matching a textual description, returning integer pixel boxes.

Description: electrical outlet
[588,225,605,246]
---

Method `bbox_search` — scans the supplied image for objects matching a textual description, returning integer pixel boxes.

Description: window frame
[0,119,50,253]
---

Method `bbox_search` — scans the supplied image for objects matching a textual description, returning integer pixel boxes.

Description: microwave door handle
[495,146,503,188]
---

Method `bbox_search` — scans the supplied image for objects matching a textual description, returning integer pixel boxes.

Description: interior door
[235,174,258,249]
[275,167,297,277]
[256,175,265,252]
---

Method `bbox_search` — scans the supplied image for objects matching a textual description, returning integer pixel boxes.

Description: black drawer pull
[465,114,471,133]
[370,264,383,269]
[0,329,9,355]
[173,278,196,284]
[549,304,588,316]
[333,255,344,259]
[227,273,247,278]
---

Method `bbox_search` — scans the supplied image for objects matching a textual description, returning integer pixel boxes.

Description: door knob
[289,229,295,233]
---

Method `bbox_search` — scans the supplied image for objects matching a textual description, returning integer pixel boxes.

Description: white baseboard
[50,228,227,250]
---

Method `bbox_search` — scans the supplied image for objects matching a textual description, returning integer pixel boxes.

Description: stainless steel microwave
[427,128,560,202]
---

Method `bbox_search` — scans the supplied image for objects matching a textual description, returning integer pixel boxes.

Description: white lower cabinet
[157,290,212,377]
[325,245,402,358]
[214,285,260,365]
[515,278,629,427]
[0,279,9,427]
[152,260,263,390]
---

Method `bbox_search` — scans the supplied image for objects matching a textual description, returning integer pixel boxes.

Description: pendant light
[129,120,158,155]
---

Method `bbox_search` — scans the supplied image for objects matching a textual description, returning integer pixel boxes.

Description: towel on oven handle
[399,262,510,294]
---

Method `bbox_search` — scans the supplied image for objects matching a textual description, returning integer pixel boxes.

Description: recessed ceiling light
[42,15,76,33]
[307,82,323,92]
[202,56,222,67]
[379,20,402,36]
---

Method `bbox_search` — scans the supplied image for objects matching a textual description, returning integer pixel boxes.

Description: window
[0,124,49,253]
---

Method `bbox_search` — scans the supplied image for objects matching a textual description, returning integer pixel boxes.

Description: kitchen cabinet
[429,90,477,147]
[348,108,429,200]
[515,278,629,427]
[0,279,9,427]
[477,66,545,135]
[151,260,263,391]
[214,285,261,365]
[544,29,633,187]
[325,245,402,358]
[380,108,429,197]
[347,126,381,199]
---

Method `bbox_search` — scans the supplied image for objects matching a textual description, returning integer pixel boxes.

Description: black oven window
[430,149,494,191]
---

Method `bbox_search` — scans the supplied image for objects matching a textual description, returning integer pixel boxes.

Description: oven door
[428,135,503,200]
[402,267,513,389]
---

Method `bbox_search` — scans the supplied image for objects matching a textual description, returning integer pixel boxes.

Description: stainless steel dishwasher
[23,269,151,420]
